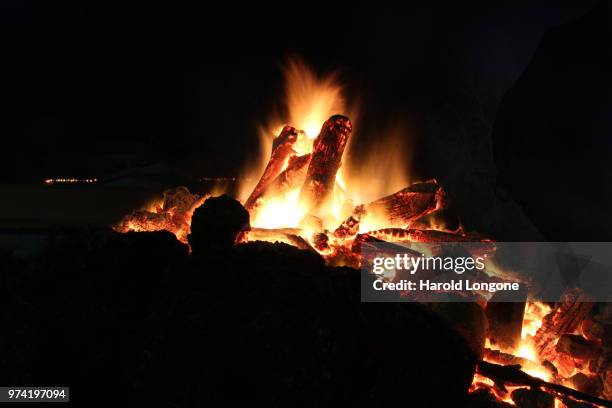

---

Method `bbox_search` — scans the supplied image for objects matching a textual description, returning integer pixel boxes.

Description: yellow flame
[522,302,551,339]
[250,188,306,229]
[341,121,413,205]
[515,302,553,382]
[284,59,345,140]
[242,59,414,232]
[238,59,345,204]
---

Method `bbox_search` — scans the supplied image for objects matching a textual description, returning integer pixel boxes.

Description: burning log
[568,373,603,397]
[333,216,360,240]
[510,388,554,408]
[484,348,532,367]
[555,353,579,378]
[163,186,207,227]
[163,186,204,215]
[252,153,312,207]
[351,233,420,258]
[483,349,561,381]
[365,227,491,244]
[244,126,299,210]
[534,289,594,361]
[312,232,330,253]
[589,350,612,400]
[363,228,495,264]
[556,334,600,361]
[298,115,352,216]
[476,360,612,407]
[404,228,490,244]
[272,153,312,192]
[581,319,612,343]
[353,180,444,227]
[113,186,206,243]
[410,207,461,232]
[114,210,174,233]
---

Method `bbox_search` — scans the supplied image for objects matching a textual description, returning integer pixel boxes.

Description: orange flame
[241,59,412,231]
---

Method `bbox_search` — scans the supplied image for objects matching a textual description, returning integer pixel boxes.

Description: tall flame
[284,59,345,141]
[240,59,412,231]
[238,59,345,204]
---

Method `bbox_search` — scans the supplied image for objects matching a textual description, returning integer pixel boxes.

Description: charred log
[163,186,207,231]
[354,180,444,227]
[163,186,205,217]
[568,373,603,397]
[484,349,562,383]
[510,388,554,408]
[589,349,612,400]
[298,115,352,216]
[484,348,531,367]
[252,153,312,209]
[476,360,612,407]
[245,126,299,210]
[333,216,360,240]
[581,319,612,343]
[556,334,600,361]
[534,289,594,361]
[364,228,495,262]
[114,210,174,233]
[312,232,331,253]
[113,186,206,243]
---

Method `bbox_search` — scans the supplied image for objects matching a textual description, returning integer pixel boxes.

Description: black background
[0,1,595,180]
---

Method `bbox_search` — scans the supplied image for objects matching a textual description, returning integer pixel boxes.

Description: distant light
[199,177,236,182]
[43,178,98,185]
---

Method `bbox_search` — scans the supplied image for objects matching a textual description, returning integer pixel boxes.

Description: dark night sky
[0,1,596,181]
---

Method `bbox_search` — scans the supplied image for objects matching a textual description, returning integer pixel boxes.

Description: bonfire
[113,60,611,407]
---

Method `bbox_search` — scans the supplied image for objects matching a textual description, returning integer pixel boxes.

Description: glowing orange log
[555,334,600,361]
[353,180,444,227]
[483,348,531,367]
[298,115,352,216]
[365,228,489,243]
[590,350,612,400]
[113,186,206,243]
[534,288,593,361]
[266,153,311,196]
[476,360,612,407]
[247,153,312,216]
[114,210,174,233]
[333,216,360,240]
[245,125,299,210]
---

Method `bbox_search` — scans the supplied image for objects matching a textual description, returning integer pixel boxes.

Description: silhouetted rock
[143,242,476,406]
[1,224,477,407]
[188,194,250,253]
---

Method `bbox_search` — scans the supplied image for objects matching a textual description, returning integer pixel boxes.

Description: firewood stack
[113,114,612,406]
[238,114,491,266]
[244,125,299,211]
[113,114,474,260]
[297,115,352,216]
[531,290,612,402]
